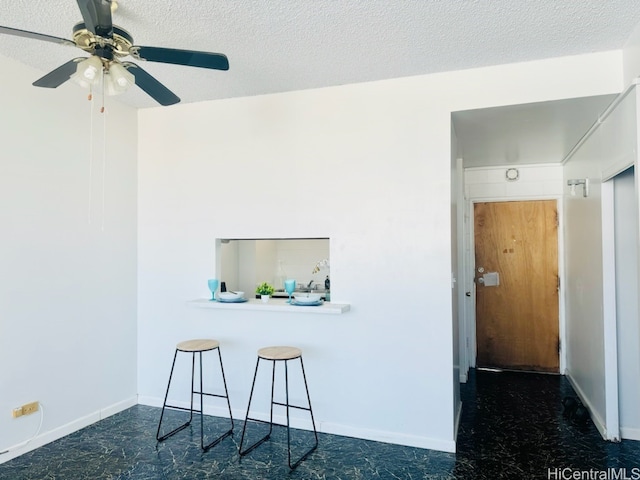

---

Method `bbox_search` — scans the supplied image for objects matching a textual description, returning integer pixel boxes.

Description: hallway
[454,369,640,478]
[1,369,638,479]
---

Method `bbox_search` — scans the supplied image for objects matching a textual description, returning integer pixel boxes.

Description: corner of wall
[623,21,640,88]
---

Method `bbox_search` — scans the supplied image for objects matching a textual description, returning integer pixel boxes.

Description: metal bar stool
[238,346,318,469]
[156,339,234,451]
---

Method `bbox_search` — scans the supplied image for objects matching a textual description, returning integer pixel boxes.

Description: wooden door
[474,200,559,373]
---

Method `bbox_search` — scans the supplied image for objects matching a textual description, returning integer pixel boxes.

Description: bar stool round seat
[177,339,220,352]
[258,346,301,360]
[239,345,318,470]
[156,338,234,451]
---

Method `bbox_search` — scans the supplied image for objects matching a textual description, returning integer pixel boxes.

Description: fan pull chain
[100,69,105,113]
[101,102,107,231]
[87,90,95,225]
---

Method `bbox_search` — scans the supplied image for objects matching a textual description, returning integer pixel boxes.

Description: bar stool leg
[198,351,205,448]
[157,344,234,450]
[156,349,193,442]
[239,357,273,455]
[199,349,234,451]
[190,352,196,421]
[269,359,277,426]
[239,353,318,470]
[287,356,318,469]
[217,347,235,431]
[285,359,292,466]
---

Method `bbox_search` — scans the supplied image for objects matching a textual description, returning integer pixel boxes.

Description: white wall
[562,86,638,440]
[0,55,138,462]
[275,239,330,290]
[614,167,640,440]
[137,84,457,451]
[219,240,239,292]
[253,239,277,292]
[563,120,608,437]
[465,164,564,200]
[137,51,622,452]
[451,126,462,433]
[624,22,640,88]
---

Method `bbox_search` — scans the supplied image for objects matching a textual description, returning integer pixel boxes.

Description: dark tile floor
[1,369,639,479]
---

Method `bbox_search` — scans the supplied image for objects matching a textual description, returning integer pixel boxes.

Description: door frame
[462,195,566,375]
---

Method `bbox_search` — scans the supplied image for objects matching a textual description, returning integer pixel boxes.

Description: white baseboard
[100,397,138,420]
[454,400,462,445]
[620,426,640,441]
[320,421,456,452]
[138,395,249,428]
[565,371,640,442]
[138,395,456,453]
[137,395,164,409]
[565,370,608,440]
[0,396,137,465]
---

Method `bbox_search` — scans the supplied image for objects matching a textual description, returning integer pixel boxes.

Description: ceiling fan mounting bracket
[72,22,133,58]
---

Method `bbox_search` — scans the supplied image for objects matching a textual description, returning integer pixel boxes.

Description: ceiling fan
[0,0,229,106]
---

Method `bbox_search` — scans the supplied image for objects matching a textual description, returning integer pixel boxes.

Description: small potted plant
[256,282,275,303]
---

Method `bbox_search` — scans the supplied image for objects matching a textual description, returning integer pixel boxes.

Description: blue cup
[207,279,219,301]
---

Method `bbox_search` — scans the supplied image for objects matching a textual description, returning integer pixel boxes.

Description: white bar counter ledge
[188,297,350,314]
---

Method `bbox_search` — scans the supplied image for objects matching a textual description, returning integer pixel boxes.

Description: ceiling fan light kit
[0,0,229,106]
[106,62,134,92]
[72,55,103,86]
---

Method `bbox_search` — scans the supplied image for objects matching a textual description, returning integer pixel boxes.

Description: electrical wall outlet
[12,401,39,418]
[21,401,39,416]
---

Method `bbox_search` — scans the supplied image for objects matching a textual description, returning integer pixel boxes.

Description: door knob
[465,292,471,297]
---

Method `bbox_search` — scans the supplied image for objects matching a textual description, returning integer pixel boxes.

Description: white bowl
[293,293,321,303]
[218,291,244,301]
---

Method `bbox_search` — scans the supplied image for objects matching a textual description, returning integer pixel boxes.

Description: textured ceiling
[0,0,639,109]
[0,0,640,107]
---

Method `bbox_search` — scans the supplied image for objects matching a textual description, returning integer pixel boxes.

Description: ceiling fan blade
[133,46,229,71]
[76,0,113,37]
[33,58,83,88]
[0,25,75,46]
[123,62,180,106]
